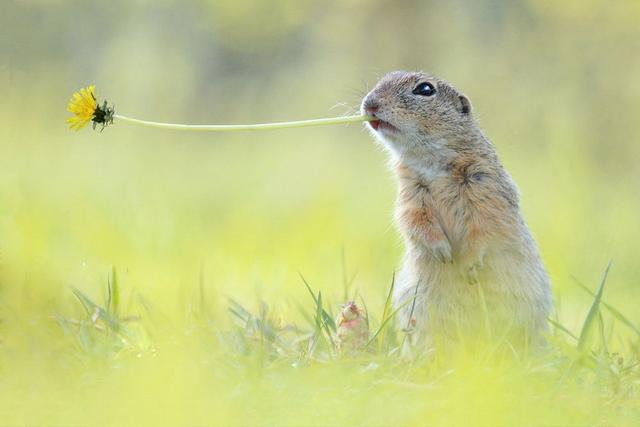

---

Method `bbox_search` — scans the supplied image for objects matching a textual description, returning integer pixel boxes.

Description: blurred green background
[1,0,639,425]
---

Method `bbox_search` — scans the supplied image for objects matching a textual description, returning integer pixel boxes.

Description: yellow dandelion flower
[66,85,97,130]
[66,85,114,131]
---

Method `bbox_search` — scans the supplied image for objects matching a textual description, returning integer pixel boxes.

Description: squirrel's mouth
[368,119,398,133]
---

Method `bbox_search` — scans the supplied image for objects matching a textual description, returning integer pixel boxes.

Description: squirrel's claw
[430,240,453,264]
[467,262,482,285]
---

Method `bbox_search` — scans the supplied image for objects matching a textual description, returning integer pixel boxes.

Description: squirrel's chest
[397,167,469,212]
[395,165,482,243]
[398,153,491,204]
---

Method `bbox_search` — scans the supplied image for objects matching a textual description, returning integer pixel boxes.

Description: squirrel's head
[361,71,474,155]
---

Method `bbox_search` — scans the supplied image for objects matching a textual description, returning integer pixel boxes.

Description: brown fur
[361,71,552,354]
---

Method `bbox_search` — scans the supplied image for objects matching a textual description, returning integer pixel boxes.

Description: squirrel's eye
[412,82,436,97]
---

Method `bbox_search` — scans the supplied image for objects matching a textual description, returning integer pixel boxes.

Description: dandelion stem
[113,114,373,132]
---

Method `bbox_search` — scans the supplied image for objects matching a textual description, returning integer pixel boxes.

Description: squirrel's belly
[395,248,551,342]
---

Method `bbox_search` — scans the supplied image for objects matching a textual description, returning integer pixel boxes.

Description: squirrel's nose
[363,98,379,115]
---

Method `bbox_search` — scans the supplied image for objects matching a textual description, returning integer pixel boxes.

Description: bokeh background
[1,0,639,425]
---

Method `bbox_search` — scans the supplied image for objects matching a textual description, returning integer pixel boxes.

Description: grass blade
[573,277,640,337]
[72,288,121,332]
[377,272,395,347]
[364,292,417,350]
[293,300,315,329]
[107,266,119,315]
[298,273,336,332]
[399,280,421,351]
[315,291,323,332]
[315,291,336,350]
[548,317,578,341]
[358,293,370,331]
[577,260,612,351]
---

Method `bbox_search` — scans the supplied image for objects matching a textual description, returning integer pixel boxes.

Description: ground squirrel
[361,71,553,353]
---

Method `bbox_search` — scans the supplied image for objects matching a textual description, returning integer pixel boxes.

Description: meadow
[1,1,640,425]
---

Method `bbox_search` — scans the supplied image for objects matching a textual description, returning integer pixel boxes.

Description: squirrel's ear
[456,95,472,114]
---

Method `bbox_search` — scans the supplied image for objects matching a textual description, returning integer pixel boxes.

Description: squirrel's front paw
[466,262,483,285]
[428,239,453,263]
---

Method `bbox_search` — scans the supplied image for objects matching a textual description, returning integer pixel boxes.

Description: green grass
[2,261,637,426]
